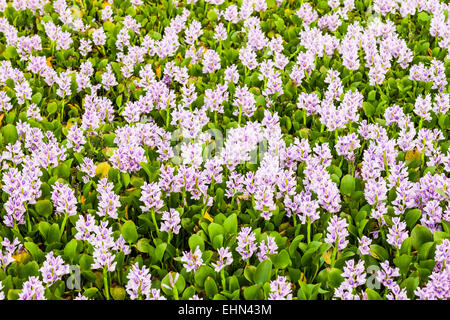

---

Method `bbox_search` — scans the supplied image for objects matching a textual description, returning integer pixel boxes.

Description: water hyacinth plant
[0,0,448,301]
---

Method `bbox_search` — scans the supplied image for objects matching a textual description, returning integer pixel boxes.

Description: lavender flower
[236,227,258,261]
[181,246,204,272]
[325,215,349,251]
[39,252,70,285]
[51,182,77,217]
[268,276,292,300]
[256,236,278,262]
[160,209,181,234]
[386,217,409,249]
[140,182,164,213]
[376,261,400,290]
[202,49,221,74]
[18,276,46,300]
[96,178,121,219]
[358,236,372,255]
[211,247,233,272]
[126,263,153,300]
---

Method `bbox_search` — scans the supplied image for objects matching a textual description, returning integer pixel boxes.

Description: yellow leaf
[299,272,307,283]
[155,65,161,80]
[0,113,4,125]
[322,249,333,265]
[66,122,74,130]
[371,250,379,260]
[46,56,53,67]
[405,149,421,162]
[95,162,111,178]
[13,250,31,264]
[203,210,213,223]
[102,1,111,8]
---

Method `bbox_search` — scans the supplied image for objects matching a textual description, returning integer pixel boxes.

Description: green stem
[238,105,242,125]
[103,266,110,300]
[60,99,65,123]
[221,269,226,290]
[172,284,179,300]
[166,108,170,129]
[330,238,338,269]
[59,212,69,241]
[383,151,390,177]
[307,217,311,244]
[25,203,31,233]
[151,209,159,233]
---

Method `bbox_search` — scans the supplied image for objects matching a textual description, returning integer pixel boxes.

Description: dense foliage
[0,0,449,300]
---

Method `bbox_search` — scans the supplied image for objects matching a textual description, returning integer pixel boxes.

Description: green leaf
[434,231,450,242]
[47,223,60,244]
[243,284,263,300]
[368,90,376,101]
[418,12,430,22]
[79,254,94,271]
[121,173,130,188]
[254,260,272,284]
[365,288,383,300]
[7,289,21,300]
[110,286,126,300]
[393,254,412,275]
[35,200,53,218]
[47,102,58,115]
[266,0,276,9]
[24,242,44,263]
[297,282,320,300]
[411,225,433,251]
[370,244,389,261]
[83,287,99,298]
[194,265,215,287]
[418,241,435,260]
[21,261,40,278]
[402,277,419,299]
[31,92,43,105]
[207,9,218,22]
[130,175,145,188]
[63,239,78,263]
[3,46,17,60]
[38,221,51,240]
[161,272,185,296]
[54,163,70,179]
[340,174,355,196]
[212,234,223,250]
[208,223,224,242]
[269,249,292,269]
[136,238,153,253]
[405,209,421,229]
[188,234,205,252]
[223,213,237,234]
[204,277,218,299]
[155,243,167,262]
[244,265,256,283]
[1,124,18,144]
[327,268,344,288]
[362,102,375,117]
[121,220,138,243]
